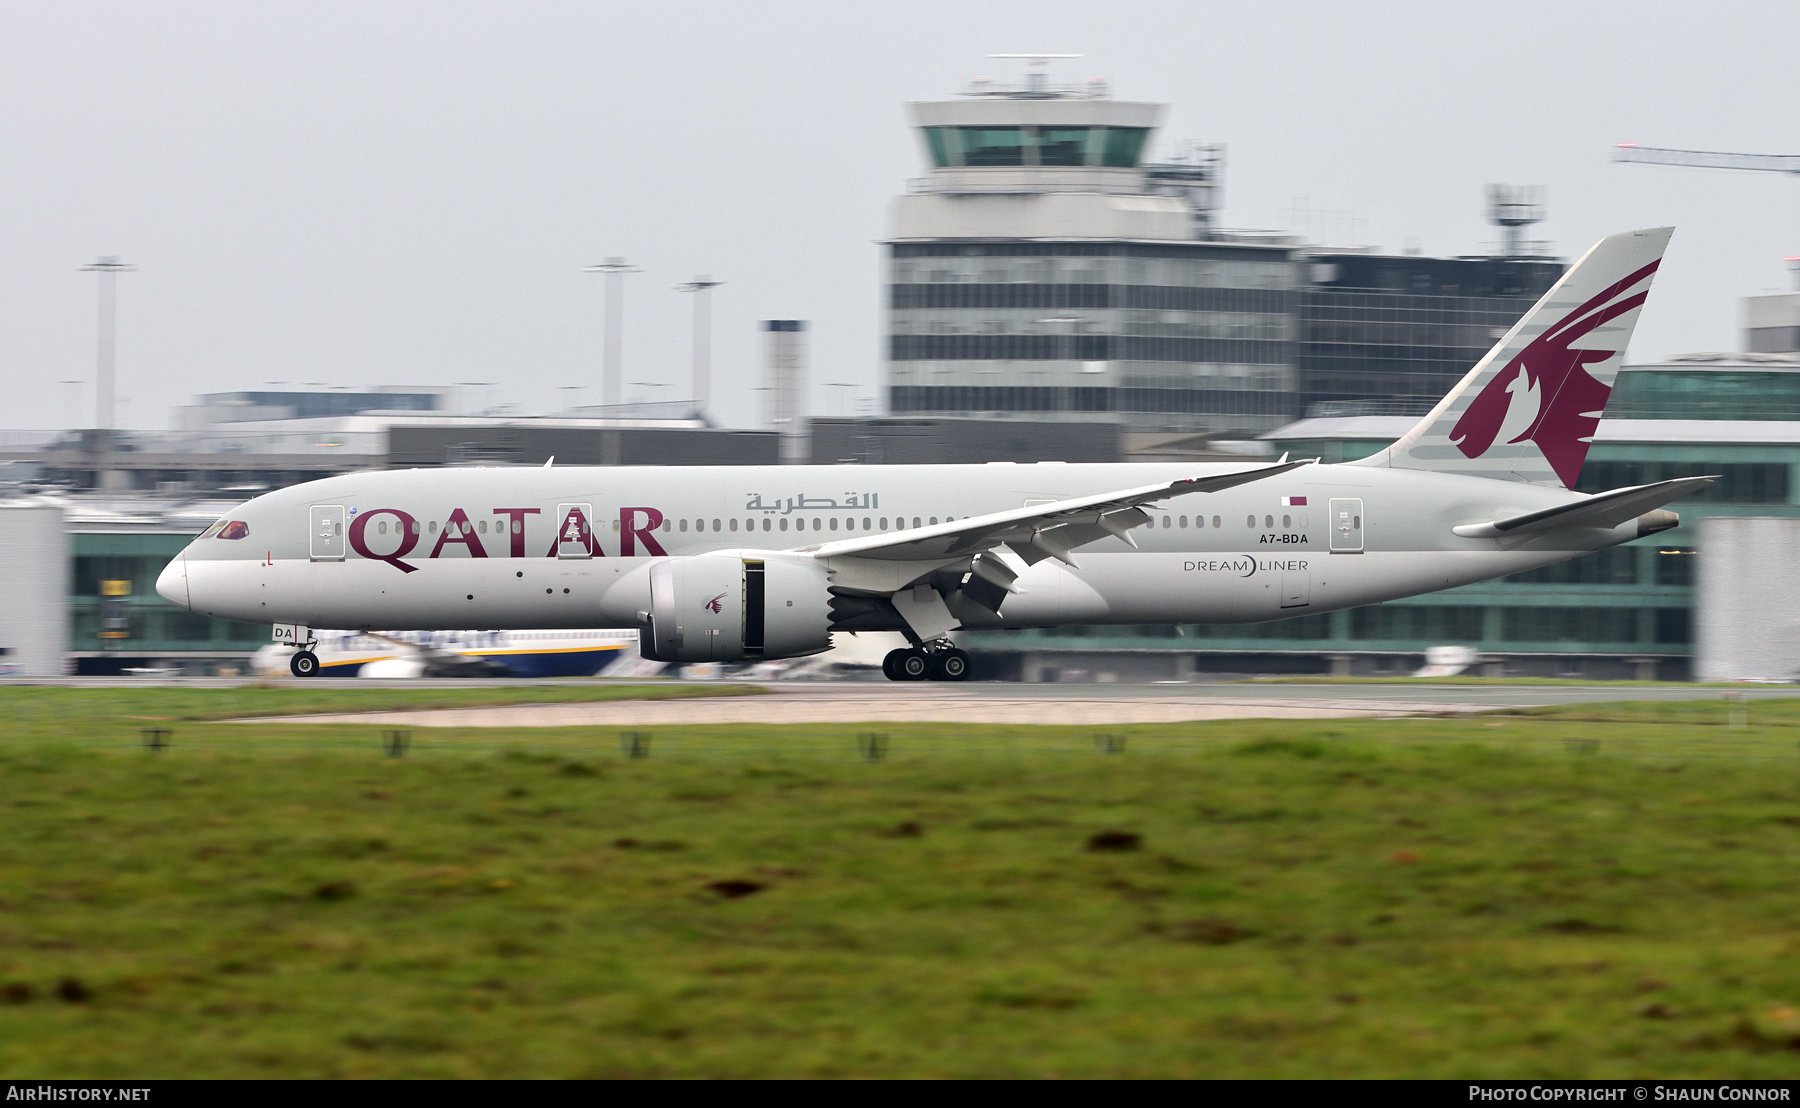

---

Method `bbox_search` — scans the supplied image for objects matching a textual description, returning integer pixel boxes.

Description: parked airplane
[249,628,637,678]
[158,228,1705,682]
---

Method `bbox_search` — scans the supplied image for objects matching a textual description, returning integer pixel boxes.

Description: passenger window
[1179,516,1188,528]
[478,520,488,534]
[829,518,838,531]
[712,519,720,532]
[880,518,889,529]
[913,517,921,528]
[679,519,688,532]
[1212,515,1221,529]
[929,517,938,526]
[863,517,871,530]
[779,519,788,532]
[813,518,822,531]
[377,520,388,535]
[1264,515,1273,528]
[1246,515,1255,528]
[516,519,525,534]
[1163,515,1171,528]
[1282,514,1291,528]
[763,519,771,531]
[662,520,671,532]
[412,521,421,535]
[729,519,738,532]
[1145,518,1155,529]
[429,521,439,533]
[611,519,620,532]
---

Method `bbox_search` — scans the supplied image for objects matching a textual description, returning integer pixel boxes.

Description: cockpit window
[217,520,250,540]
[200,520,227,539]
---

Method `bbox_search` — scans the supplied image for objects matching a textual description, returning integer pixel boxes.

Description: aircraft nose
[156,556,190,609]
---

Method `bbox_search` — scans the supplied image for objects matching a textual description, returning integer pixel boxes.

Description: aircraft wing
[807,459,1315,568]
[1451,476,1714,538]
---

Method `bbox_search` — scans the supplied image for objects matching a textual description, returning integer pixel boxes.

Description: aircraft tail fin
[1351,226,1673,488]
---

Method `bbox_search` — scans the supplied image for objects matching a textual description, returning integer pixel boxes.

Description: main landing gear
[289,649,320,678]
[882,644,971,682]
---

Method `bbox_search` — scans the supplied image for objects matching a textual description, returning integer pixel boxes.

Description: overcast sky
[2,0,1796,431]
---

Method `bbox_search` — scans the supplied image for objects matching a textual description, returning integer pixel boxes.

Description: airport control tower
[884,56,1298,435]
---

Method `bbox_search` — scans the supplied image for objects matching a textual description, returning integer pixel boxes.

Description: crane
[1614,143,1800,290]
[1613,143,1800,174]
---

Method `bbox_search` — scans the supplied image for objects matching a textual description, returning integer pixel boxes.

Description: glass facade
[200,390,441,419]
[70,532,263,669]
[919,126,1152,169]
[886,242,1296,430]
[1606,369,1800,420]
[887,246,1573,433]
[1296,255,1563,409]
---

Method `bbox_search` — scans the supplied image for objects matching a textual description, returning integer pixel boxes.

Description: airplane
[157,227,1706,682]
[249,627,638,678]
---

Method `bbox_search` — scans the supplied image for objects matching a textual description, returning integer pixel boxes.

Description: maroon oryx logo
[703,592,726,615]
[1450,259,1658,488]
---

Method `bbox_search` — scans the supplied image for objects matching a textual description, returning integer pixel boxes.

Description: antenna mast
[1485,185,1547,258]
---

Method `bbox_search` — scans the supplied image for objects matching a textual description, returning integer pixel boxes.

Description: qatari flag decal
[1281,496,1307,507]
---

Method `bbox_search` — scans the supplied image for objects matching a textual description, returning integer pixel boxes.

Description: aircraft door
[309,505,346,562]
[555,503,594,559]
[1329,498,1364,553]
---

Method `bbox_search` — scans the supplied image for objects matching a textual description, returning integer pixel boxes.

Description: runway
[232,679,1788,728]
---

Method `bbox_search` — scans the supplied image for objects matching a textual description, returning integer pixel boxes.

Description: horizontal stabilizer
[1451,476,1713,538]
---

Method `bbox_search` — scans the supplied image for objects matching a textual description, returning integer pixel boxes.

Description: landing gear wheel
[290,650,320,678]
[929,648,972,682]
[882,648,910,681]
[896,649,930,681]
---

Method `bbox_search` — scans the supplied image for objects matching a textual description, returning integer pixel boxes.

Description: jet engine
[641,554,833,663]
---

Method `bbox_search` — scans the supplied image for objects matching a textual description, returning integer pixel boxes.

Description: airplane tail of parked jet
[1354,226,1674,488]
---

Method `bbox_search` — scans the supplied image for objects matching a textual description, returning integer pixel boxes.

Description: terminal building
[883,60,1565,436]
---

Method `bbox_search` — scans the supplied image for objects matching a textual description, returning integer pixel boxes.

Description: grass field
[0,682,762,728]
[4,689,1800,1077]
[1245,675,1770,688]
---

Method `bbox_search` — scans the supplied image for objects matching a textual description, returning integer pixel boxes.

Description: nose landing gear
[289,649,320,678]
[882,642,971,682]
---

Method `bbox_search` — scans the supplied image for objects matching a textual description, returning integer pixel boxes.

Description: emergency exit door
[1329,498,1364,553]
[309,505,345,561]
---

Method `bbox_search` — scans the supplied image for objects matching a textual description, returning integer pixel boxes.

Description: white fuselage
[156,460,1641,639]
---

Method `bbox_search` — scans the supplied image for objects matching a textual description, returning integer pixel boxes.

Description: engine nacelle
[642,554,833,663]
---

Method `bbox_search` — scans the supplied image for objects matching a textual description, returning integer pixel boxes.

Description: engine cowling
[642,554,833,663]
